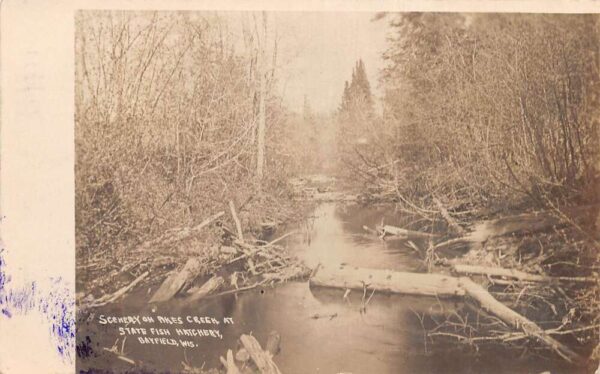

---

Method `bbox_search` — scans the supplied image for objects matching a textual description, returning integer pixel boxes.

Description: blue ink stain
[0,242,75,364]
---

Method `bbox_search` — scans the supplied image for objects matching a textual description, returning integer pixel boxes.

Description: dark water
[78,203,584,374]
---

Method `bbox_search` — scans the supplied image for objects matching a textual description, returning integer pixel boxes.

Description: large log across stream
[310,264,465,297]
[310,264,584,364]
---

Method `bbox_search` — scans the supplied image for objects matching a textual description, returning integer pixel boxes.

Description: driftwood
[453,264,598,284]
[266,230,299,246]
[362,225,379,236]
[139,211,225,251]
[310,264,465,298]
[433,236,476,251]
[459,278,583,364]
[99,211,222,304]
[433,197,466,236]
[149,258,204,303]
[187,275,225,301]
[310,264,585,364]
[468,211,563,243]
[219,349,241,374]
[102,347,138,366]
[239,334,282,374]
[229,200,244,241]
[207,280,268,299]
[434,211,569,251]
[90,271,149,307]
[379,225,439,239]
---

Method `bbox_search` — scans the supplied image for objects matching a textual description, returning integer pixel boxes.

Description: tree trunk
[453,264,598,284]
[229,200,244,241]
[379,225,439,239]
[240,334,282,374]
[310,264,585,364]
[433,197,466,235]
[459,277,583,364]
[90,271,149,307]
[256,12,267,181]
[310,264,465,298]
[187,275,224,301]
[149,258,204,303]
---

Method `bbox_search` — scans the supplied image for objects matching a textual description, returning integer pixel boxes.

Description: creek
[78,203,580,373]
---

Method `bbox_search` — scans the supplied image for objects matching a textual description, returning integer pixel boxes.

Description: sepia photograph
[72,8,600,374]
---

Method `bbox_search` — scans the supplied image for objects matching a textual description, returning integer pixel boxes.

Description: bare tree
[256,12,268,182]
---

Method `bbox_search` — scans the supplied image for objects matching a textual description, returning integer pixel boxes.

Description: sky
[273,12,389,113]
[257,12,391,114]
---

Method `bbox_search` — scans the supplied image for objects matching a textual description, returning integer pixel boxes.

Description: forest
[75,11,599,374]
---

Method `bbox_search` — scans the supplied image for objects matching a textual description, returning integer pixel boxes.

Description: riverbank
[76,184,316,312]
[348,183,600,369]
[75,172,599,373]
[78,195,597,373]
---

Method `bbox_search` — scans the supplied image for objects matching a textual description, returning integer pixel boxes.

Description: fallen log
[459,277,584,364]
[433,236,475,251]
[266,230,299,246]
[206,280,268,299]
[379,225,439,239]
[229,200,244,241]
[239,334,282,374]
[434,211,569,251]
[138,211,225,251]
[310,264,465,298]
[468,211,564,244]
[149,258,204,303]
[433,197,466,236]
[453,264,599,284]
[310,264,585,364]
[102,347,139,366]
[362,225,379,236]
[90,271,149,307]
[219,349,241,374]
[187,275,225,301]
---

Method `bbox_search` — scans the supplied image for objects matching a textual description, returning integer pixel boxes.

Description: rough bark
[149,258,204,303]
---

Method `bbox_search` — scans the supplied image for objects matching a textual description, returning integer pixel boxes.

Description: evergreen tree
[339,58,374,119]
[340,81,351,112]
[349,59,373,108]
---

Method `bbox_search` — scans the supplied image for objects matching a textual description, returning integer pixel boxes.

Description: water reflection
[78,202,580,374]
[289,203,426,272]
